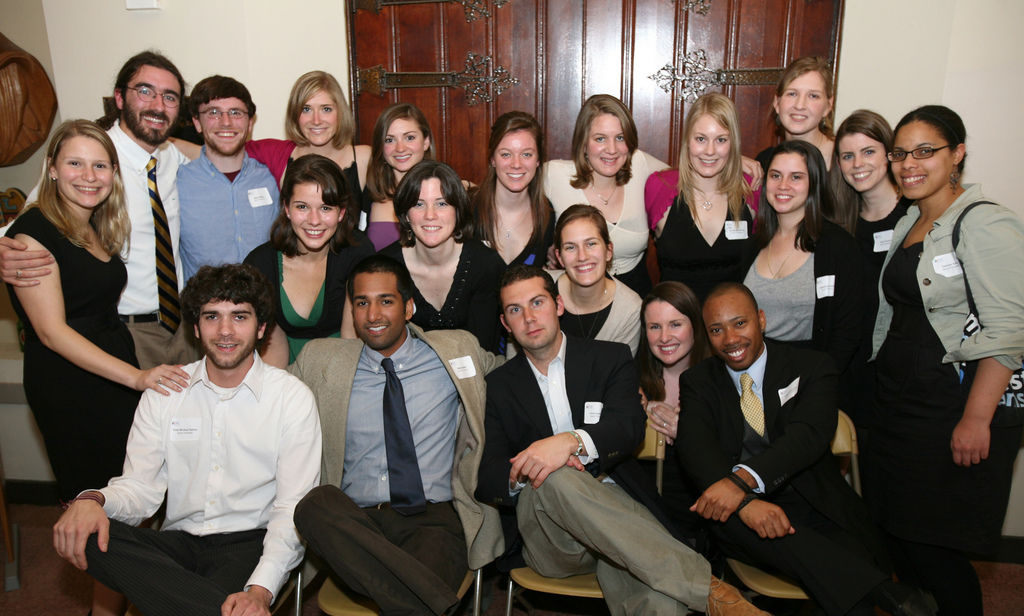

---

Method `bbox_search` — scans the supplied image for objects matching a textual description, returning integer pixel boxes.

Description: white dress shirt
[525,333,598,461]
[99,353,322,599]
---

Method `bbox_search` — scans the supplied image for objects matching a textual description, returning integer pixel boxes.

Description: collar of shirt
[109,120,177,175]
[196,146,255,181]
[358,325,418,374]
[725,344,768,400]
[524,331,567,381]
[186,351,265,401]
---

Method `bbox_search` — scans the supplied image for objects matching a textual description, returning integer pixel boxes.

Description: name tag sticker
[873,229,893,252]
[247,187,274,207]
[815,275,835,299]
[932,253,963,278]
[170,417,201,441]
[584,402,603,424]
[778,377,800,406]
[724,220,748,240]
[447,356,477,379]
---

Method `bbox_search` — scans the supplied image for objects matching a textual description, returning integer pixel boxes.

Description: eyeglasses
[125,84,181,107]
[886,145,952,163]
[200,108,250,121]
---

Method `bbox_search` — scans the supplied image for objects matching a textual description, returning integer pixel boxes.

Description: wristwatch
[568,430,584,457]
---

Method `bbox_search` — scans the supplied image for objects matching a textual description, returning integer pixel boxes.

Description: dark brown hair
[754,140,830,252]
[637,282,709,402]
[393,161,471,247]
[366,103,436,203]
[269,154,360,256]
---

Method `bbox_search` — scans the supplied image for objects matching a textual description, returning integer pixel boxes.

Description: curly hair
[180,263,275,328]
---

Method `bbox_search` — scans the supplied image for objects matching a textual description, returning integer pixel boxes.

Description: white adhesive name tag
[815,275,835,299]
[873,229,893,253]
[724,220,748,240]
[447,355,477,379]
[170,417,202,441]
[778,377,800,406]
[584,401,603,424]
[247,187,274,207]
[932,253,963,277]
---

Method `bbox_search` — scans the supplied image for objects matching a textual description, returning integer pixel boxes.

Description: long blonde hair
[677,93,750,222]
[32,119,130,255]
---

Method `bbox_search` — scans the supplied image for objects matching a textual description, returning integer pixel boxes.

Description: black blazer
[677,341,881,550]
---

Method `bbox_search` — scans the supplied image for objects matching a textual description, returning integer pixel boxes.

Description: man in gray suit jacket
[291,254,504,615]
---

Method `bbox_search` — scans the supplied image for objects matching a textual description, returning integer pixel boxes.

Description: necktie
[381,357,426,515]
[147,157,180,333]
[740,373,765,437]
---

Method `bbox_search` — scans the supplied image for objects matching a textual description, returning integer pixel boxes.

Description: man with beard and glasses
[1,51,194,368]
[290,254,505,615]
[177,75,278,282]
[52,263,322,616]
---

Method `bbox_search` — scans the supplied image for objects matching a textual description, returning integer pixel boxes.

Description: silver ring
[663,421,667,427]
[157,377,163,385]
[15,269,21,279]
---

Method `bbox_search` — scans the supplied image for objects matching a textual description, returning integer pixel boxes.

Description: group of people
[0,48,1020,616]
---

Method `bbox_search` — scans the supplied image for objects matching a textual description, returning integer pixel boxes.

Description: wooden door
[348,0,844,183]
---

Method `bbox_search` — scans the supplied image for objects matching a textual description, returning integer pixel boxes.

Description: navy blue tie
[381,357,426,515]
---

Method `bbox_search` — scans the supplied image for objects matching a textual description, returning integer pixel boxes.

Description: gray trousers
[516,467,711,615]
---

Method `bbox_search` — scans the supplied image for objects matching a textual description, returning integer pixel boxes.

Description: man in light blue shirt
[177,75,278,283]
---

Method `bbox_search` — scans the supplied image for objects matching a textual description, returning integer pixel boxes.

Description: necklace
[499,206,530,240]
[592,184,618,208]
[766,241,794,279]
[693,187,715,211]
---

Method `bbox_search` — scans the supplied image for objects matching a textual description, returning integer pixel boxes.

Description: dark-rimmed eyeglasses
[886,145,952,163]
[125,84,181,107]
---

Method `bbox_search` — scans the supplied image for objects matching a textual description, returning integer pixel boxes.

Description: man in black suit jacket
[678,282,936,616]
[477,266,767,616]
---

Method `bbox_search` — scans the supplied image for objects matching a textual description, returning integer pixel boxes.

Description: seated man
[53,263,322,616]
[291,254,504,615]
[178,75,279,282]
[476,265,766,616]
[678,282,936,616]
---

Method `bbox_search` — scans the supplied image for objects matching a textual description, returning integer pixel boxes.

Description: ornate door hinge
[352,0,510,22]
[649,50,789,102]
[357,52,520,105]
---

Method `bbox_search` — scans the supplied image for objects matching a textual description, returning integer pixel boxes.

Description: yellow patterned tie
[740,373,765,437]
[147,157,180,332]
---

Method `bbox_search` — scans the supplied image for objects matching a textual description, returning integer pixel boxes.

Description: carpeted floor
[3,504,1022,615]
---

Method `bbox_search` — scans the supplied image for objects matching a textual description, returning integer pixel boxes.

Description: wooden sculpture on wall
[0,32,57,167]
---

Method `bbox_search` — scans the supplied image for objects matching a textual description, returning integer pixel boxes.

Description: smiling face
[298,90,338,147]
[644,300,695,369]
[773,71,833,139]
[837,132,890,194]
[193,97,253,158]
[50,135,116,217]
[351,271,414,356]
[556,218,612,288]
[765,152,810,218]
[891,120,965,204]
[195,300,264,377]
[492,129,539,194]
[115,64,181,150]
[703,288,766,371]
[688,114,731,179]
[383,117,430,176]
[500,275,564,358]
[406,177,456,248]
[585,113,629,179]
[285,182,342,253]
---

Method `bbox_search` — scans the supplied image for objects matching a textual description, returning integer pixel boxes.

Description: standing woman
[381,161,505,353]
[553,204,642,355]
[364,103,436,250]
[645,92,757,302]
[5,120,187,504]
[245,154,374,367]
[544,94,667,296]
[755,56,836,172]
[637,281,709,534]
[869,105,1024,615]
[470,111,554,267]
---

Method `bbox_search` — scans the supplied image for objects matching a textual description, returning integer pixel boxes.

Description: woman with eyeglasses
[867,105,1024,616]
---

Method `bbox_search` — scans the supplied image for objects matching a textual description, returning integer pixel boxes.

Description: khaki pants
[124,318,200,368]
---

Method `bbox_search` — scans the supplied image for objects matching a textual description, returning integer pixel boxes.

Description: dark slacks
[84,520,265,616]
[294,485,468,616]
[710,488,888,616]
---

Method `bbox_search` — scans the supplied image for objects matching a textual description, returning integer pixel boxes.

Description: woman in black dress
[6,120,187,502]
[869,106,1024,615]
[381,161,505,353]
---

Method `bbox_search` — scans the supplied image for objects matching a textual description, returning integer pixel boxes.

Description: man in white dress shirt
[52,263,322,616]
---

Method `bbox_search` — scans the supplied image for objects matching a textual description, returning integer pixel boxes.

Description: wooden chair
[504,425,665,615]
[318,569,479,616]
[726,410,861,601]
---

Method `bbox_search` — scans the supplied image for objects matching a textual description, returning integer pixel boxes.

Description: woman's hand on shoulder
[136,364,190,395]
[741,156,763,191]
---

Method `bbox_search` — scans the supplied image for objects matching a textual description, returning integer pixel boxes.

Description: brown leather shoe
[706,576,772,616]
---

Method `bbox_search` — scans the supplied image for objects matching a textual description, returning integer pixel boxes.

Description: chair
[318,569,480,615]
[726,410,860,601]
[504,425,665,615]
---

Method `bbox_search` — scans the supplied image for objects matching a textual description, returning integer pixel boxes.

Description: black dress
[870,241,1021,552]
[7,209,141,501]
[381,239,505,353]
[655,196,756,302]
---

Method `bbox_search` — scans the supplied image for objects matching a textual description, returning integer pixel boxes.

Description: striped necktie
[740,373,765,437]
[147,157,180,333]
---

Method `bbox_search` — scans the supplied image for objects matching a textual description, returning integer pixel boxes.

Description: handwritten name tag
[932,253,963,278]
[778,377,800,406]
[247,187,274,207]
[447,356,477,379]
[724,220,748,240]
